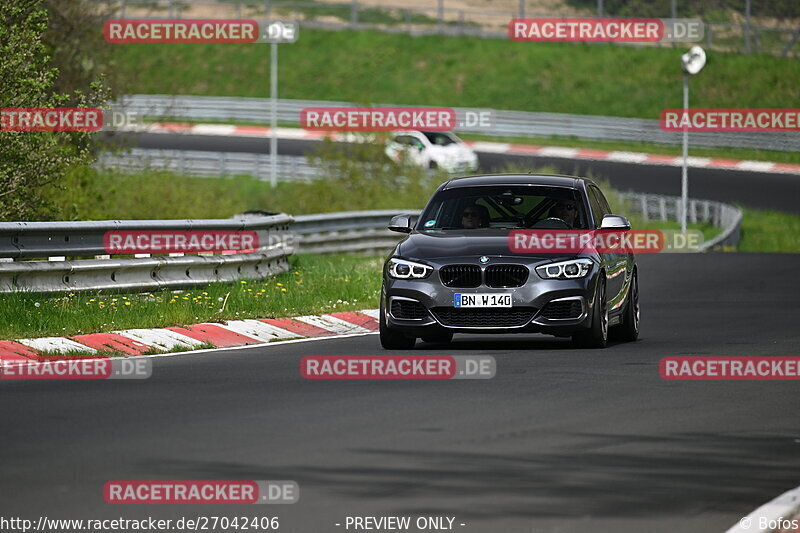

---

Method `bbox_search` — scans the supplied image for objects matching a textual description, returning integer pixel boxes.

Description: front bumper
[383,265,599,336]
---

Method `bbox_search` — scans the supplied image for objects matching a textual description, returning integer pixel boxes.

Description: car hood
[397,230,580,261]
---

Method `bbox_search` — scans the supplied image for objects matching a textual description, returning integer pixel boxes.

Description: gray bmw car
[379,174,639,349]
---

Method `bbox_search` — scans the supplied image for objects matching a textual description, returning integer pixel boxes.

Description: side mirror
[600,214,631,230]
[388,214,413,233]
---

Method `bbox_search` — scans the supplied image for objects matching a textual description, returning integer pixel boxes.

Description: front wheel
[379,299,416,350]
[610,269,639,342]
[572,277,608,349]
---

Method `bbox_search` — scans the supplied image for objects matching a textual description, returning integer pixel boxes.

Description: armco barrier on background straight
[115,95,800,152]
[0,199,741,293]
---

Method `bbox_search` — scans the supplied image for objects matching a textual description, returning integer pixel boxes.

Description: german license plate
[454,293,512,308]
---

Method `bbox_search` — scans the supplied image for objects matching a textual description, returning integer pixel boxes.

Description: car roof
[441,173,594,190]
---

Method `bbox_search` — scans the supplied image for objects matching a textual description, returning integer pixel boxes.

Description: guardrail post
[659,197,667,221]
[744,0,752,54]
[640,196,649,221]
[351,0,358,27]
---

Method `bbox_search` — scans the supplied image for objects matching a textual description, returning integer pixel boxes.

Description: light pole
[679,45,706,234]
[263,21,298,188]
[270,40,278,188]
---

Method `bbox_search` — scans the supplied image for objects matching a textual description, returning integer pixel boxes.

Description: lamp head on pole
[681,46,706,75]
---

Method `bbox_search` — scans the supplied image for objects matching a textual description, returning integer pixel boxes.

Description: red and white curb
[725,484,800,532]
[0,310,379,363]
[123,122,800,176]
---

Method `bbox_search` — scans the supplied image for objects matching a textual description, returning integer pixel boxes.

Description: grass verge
[0,254,382,340]
[113,29,800,119]
[739,208,800,252]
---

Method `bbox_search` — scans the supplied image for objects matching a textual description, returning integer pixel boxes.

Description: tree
[43,0,120,101]
[0,0,110,221]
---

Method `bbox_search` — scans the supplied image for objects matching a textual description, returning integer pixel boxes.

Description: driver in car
[461,204,490,229]
[549,200,579,228]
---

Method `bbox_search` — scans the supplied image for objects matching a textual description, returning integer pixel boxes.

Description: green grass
[113,29,800,119]
[739,208,800,252]
[42,164,440,221]
[0,254,382,340]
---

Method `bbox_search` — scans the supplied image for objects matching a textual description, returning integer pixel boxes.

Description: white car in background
[385,130,479,173]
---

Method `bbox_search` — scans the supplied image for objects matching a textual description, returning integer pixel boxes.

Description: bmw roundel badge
[479,256,490,264]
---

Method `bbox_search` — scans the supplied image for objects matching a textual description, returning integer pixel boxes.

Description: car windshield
[417,185,590,230]
[421,131,458,146]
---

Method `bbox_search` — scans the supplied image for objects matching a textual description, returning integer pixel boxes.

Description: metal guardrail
[0,195,741,293]
[114,0,800,58]
[0,215,293,293]
[618,193,742,250]
[97,149,314,182]
[294,210,419,254]
[116,95,800,152]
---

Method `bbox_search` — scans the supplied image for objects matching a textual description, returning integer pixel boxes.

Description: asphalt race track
[113,132,800,213]
[2,253,800,533]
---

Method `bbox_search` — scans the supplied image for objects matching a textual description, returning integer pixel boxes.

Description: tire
[379,298,416,350]
[610,269,639,342]
[421,331,453,344]
[572,277,608,349]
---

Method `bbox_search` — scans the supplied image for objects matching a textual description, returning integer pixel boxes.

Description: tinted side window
[592,186,613,214]
[587,187,605,227]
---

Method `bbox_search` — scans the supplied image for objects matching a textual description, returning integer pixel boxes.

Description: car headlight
[387,258,433,279]
[536,258,593,279]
